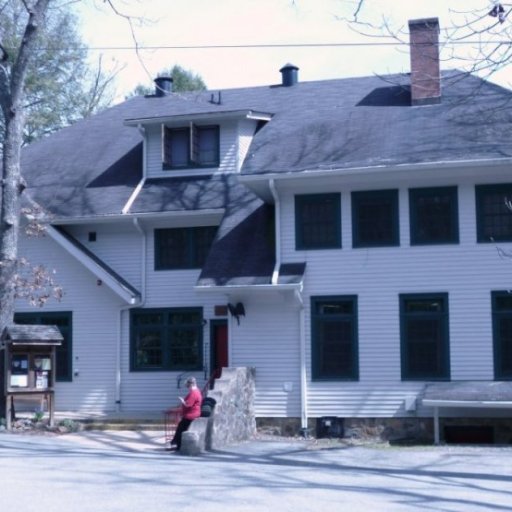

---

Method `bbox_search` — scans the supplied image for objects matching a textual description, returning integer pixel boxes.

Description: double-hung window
[352,189,399,247]
[400,294,450,380]
[131,308,203,371]
[491,291,512,380]
[409,187,459,245]
[155,226,217,270]
[13,312,73,382]
[311,296,358,380]
[295,193,341,250]
[476,184,512,242]
[163,124,220,169]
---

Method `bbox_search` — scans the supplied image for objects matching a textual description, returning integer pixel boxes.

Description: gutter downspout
[117,217,147,411]
[270,178,308,432]
[269,179,281,285]
[294,286,308,432]
[115,123,148,412]
[115,219,146,412]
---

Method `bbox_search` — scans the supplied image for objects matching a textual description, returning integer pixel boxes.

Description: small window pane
[312,296,358,380]
[295,194,341,249]
[131,308,203,372]
[352,190,398,247]
[169,128,189,167]
[400,294,449,380]
[410,187,458,245]
[476,184,512,242]
[193,226,217,267]
[197,126,219,166]
[134,329,163,368]
[155,227,216,270]
[492,291,512,379]
[155,228,188,269]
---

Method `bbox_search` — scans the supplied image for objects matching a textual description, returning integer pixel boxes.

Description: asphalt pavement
[0,430,511,512]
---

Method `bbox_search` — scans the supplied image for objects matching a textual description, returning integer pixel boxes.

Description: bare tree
[342,1,512,84]
[0,0,51,333]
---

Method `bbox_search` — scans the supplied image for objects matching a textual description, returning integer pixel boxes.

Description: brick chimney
[408,18,441,106]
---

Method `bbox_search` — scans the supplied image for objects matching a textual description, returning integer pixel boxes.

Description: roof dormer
[125,110,272,179]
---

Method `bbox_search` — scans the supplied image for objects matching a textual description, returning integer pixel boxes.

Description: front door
[210,320,228,381]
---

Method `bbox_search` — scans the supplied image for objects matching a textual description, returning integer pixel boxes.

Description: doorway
[210,319,228,381]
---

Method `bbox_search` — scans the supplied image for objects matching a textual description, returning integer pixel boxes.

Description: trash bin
[316,417,344,438]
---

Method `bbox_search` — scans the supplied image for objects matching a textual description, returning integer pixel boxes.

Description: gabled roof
[1,324,63,345]
[20,69,512,221]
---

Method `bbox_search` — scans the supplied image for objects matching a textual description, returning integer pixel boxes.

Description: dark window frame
[400,293,450,381]
[295,193,341,250]
[13,311,73,382]
[163,124,220,170]
[130,307,204,372]
[476,184,512,243]
[154,226,217,270]
[409,186,459,245]
[311,295,359,381]
[491,291,512,380]
[352,189,399,248]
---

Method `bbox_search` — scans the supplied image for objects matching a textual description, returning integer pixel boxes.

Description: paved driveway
[0,431,511,512]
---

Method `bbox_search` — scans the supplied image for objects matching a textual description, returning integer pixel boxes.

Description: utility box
[316,416,344,439]
[1,324,63,430]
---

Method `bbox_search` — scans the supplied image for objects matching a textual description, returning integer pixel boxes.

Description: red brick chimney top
[408,17,441,106]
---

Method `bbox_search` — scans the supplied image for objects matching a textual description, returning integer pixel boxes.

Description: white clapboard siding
[263,169,512,418]
[117,226,227,411]
[230,295,302,417]
[237,119,258,171]
[16,232,125,412]
[65,223,142,290]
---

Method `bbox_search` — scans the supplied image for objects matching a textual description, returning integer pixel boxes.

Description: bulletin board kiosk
[1,324,63,430]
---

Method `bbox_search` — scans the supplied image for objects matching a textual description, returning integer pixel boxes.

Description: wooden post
[434,406,440,445]
[6,395,12,430]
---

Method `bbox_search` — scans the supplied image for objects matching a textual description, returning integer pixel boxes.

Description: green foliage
[127,64,207,98]
[0,0,115,145]
[58,418,80,432]
[33,411,45,423]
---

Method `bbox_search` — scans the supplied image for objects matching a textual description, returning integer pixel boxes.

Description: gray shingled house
[11,18,512,442]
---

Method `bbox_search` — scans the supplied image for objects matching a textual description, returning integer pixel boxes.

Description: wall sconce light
[227,302,245,325]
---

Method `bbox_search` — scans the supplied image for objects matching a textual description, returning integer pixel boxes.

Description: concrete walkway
[1,430,511,511]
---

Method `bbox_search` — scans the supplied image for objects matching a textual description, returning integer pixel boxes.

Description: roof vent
[154,76,173,97]
[279,63,299,87]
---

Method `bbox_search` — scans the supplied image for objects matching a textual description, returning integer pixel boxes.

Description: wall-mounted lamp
[227,302,245,325]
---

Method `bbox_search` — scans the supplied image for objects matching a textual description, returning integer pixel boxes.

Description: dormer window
[163,124,220,169]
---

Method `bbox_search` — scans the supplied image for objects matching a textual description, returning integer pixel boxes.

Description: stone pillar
[180,367,256,455]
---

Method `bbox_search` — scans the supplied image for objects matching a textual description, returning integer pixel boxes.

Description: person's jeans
[171,418,192,449]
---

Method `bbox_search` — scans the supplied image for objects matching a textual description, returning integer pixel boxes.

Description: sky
[73,0,511,101]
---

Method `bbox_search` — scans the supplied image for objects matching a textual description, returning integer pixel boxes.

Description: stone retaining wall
[257,417,512,444]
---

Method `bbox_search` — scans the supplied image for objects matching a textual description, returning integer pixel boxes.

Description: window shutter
[162,125,172,166]
[190,122,199,164]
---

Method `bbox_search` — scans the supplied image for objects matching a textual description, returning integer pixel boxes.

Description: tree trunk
[0,0,51,419]
[0,112,23,331]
